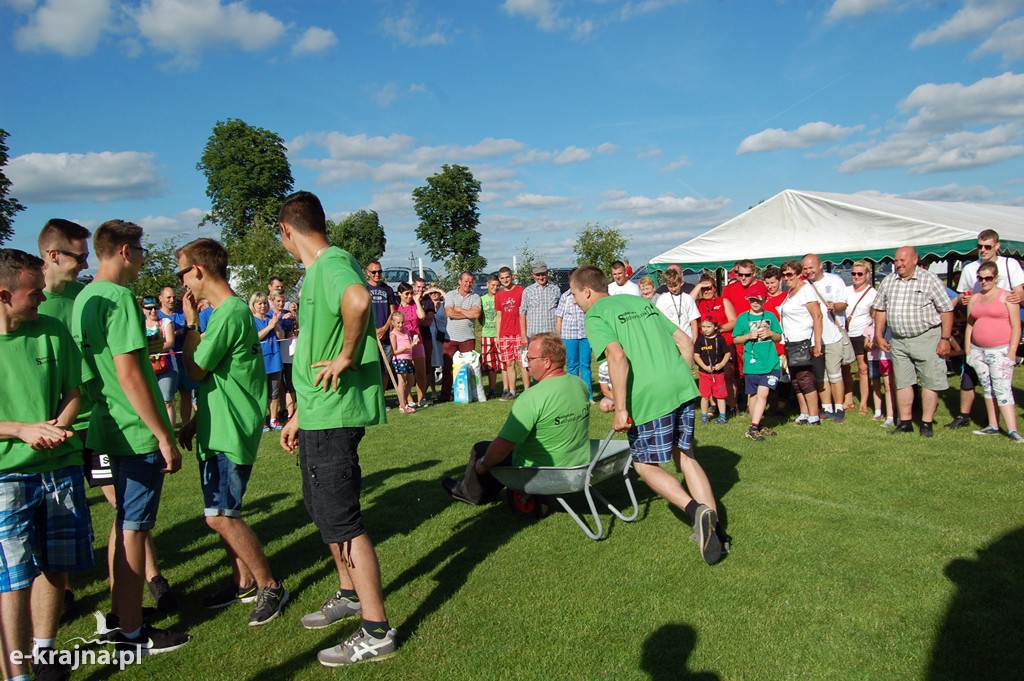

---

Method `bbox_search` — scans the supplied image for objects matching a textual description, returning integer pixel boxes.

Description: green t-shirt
[72,280,169,456]
[0,315,83,473]
[294,247,386,430]
[480,293,497,338]
[192,296,268,465]
[584,294,699,425]
[735,310,782,375]
[498,373,591,467]
[38,280,92,431]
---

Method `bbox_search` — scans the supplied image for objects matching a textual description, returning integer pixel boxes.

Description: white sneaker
[318,627,397,666]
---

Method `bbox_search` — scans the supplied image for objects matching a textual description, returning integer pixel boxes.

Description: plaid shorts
[628,400,697,464]
[0,465,95,592]
[480,336,500,372]
[498,335,523,365]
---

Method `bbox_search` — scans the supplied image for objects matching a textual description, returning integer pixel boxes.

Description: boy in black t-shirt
[694,319,731,424]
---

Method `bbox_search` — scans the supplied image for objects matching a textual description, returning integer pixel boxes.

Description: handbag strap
[845,287,871,331]
[808,280,839,325]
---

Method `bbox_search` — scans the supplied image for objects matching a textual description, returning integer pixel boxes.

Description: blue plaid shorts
[0,465,95,592]
[627,400,697,464]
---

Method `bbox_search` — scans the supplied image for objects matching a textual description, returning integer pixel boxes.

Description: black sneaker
[114,623,190,656]
[249,582,289,627]
[694,505,723,566]
[148,575,177,613]
[920,421,934,438]
[890,421,914,435]
[944,414,971,430]
[744,426,764,442]
[202,580,258,609]
[32,647,71,681]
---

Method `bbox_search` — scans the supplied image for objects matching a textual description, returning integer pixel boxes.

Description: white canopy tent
[649,189,1024,274]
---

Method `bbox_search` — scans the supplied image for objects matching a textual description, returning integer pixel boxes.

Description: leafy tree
[412,164,486,279]
[197,118,294,242]
[0,129,26,246]
[225,222,303,301]
[574,222,628,274]
[514,242,540,286]
[327,209,386,268]
[129,237,181,299]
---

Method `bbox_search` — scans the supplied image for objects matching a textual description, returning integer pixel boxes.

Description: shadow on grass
[641,623,720,680]
[926,526,1024,681]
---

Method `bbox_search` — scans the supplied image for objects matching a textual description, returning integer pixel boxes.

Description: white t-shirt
[844,285,877,339]
[654,292,701,338]
[779,284,822,344]
[805,273,844,344]
[957,256,1024,294]
[608,280,641,296]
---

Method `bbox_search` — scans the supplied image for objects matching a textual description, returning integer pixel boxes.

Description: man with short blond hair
[495,266,528,398]
[608,260,641,296]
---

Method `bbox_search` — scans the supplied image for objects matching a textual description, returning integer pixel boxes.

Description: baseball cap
[532,262,548,274]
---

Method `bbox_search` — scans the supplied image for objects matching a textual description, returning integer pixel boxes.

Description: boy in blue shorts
[733,294,783,441]
[570,266,728,565]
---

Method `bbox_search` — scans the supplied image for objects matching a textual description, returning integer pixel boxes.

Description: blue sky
[2,0,1022,274]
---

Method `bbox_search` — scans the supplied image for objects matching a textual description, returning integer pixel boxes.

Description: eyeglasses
[978,275,996,282]
[977,243,995,250]
[367,269,382,274]
[736,272,753,279]
[175,265,193,282]
[129,244,149,257]
[526,355,547,362]
[56,249,89,265]
[851,272,867,277]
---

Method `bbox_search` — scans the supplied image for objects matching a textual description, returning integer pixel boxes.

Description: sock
[339,588,358,601]
[362,619,391,639]
[797,413,808,421]
[33,638,55,653]
[808,415,820,423]
[874,409,882,417]
[684,499,700,523]
[123,626,142,639]
[822,404,834,413]
[750,422,760,430]
[10,675,30,681]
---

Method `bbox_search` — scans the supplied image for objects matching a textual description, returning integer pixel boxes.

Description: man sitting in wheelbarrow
[441,333,590,504]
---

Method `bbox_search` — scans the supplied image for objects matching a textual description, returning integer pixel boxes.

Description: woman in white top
[778,260,824,424]
[844,260,878,414]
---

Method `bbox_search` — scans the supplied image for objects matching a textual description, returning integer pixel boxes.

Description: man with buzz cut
[276,191,396,667]
[72,220,190,656]
[570,265,729,566]
[174,237,288,627]
[0,249,94,681]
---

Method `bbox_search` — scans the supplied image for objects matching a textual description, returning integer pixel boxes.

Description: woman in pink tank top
[964,260,1022,440]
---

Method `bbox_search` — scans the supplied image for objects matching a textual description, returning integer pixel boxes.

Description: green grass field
[60,379,1024,680]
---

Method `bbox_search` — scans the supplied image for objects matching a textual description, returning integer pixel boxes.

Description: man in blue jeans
[556,285,593,401]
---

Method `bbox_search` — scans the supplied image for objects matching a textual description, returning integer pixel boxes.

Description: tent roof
[649,189,1024,272]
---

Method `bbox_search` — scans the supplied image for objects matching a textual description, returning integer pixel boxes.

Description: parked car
[382,266,439,287]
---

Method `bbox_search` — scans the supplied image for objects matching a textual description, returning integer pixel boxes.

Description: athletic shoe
[694,505,723,566]
[881,418,895,427]
[794,415,808,425]
[300,591,362,630]
[398,405,417,414]
[714,415,727,425]
[270,420,283,431]
[758,426,777,437]
[148,575,177,613]
[807,419,822,426]
[944,414,972,430]
[973,426,1000,436]
[1008,430,1024,443]
[820,410,835,421]
[249,583,289,627]
[317,627,398,667]
[920,421,934,438]
[831,410,845,423]
[32,647,70,681]
[201,580,258,609]
[262,425,271,433]
[416,399,429,409]
[890,422,914,435]
[744,426,764,442]
[113,623,190,656]
[499,391,513,401]
[700,413,710,425]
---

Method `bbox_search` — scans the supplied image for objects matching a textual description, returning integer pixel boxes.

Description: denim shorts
[298,428,366,544]
[157,367,178,402]
[0,465,95,592]
[200,454,253,518]
[628,400,697,464]
[110,451,165,532]
[745,371,780,394]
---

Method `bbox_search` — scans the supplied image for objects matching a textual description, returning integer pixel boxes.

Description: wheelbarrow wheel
[506,491,549,519]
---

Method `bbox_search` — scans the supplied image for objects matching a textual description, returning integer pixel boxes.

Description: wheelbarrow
[488,429,640,540]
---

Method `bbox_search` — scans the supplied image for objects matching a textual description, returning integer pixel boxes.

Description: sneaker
[920,421,934,438]
[263,425,271,433]
[318,626,398,667]
[872,413,884,421]
[973,426,1001,436]
[202,580,258,609]
[441,477,475,505]
[270,420,283,431]
[820,410,835,421]
[694,505,723,565]
[944,414,972,430]
[714,415,727,425]
[1008,430,1024,443]
[398,405,417,414]
[499,391,513,401]
[881,418,895,427]
[32,647,71,681]
[890,421,914,435]
[700,413,710,425]
[113,623,190,656]
[758,426,777,437]
[745,426,764,442]
[831,410,845,423]
[148,575,177,613]
[416,399,429,409]
[807,419,822,426]
[300,591,362,630]
[249,583,289,627]
[794,415,808,425]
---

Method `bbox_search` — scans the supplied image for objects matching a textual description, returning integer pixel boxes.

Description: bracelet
[941,336,951,341]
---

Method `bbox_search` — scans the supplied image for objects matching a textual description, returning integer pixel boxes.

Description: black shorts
[850,334,866,357]
[298,427,366,544]
[78,430,113,488]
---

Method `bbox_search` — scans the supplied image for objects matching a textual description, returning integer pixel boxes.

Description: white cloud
[901,183,998,202]
[598,192,731,217]
[554,146,591,164]
[14,0,112,57]
[911,0,1018,47]
[636,148,662,159]
[596,143,618,155]
[292,26,337,56]
[381,6,451,46]
[825,0,895,21]
[620,0,681,21]
[511,149,554,164]
[504,193,578,209]
[133,0,286,62]
[8,151,166,202]
[839,124,1024,173]
[901,72,1024,133]
[136,208,213,243]
[502,0,562,31]
[663,157,691,172]
[737,121,864,154]
[290,132,416,160]
[975,16,1024,61]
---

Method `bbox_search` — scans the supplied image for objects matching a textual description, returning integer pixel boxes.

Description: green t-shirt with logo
[73,280,168,456]
[480,293,497,338]
[38,279,93,430]
[192,296,268,465]
[294,247,386,430]
[735,310,782,375]
[498,373,591,467]
[584,294,699,425]
[0,315,84,473]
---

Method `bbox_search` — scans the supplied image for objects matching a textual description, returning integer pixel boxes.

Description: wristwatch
[185,324,199,331]
[941,336,952,341]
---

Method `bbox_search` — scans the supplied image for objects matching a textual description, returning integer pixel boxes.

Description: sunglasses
[129,244,149,257]
[977,244,995,250]
[736,272,753,279]
[367,269,382,274]
[851,272,867,277]
[782,272,797,278]
[175,265,194,282]
[978,275,996,282]
[57,249,89,265]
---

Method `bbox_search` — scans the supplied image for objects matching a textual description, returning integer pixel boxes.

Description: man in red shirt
[494,266,529,399]
[721,260,768,412]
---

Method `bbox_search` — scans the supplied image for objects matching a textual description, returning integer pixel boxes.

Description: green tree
[129,237,181,299]
[514,242,540,286]
[327,209,386,268]
[197,118,294,242]
[574,222,629,274]
[412,164,486,279]
[225,222,303,301]
[0,129,26,246]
